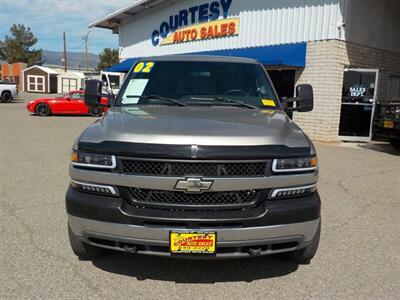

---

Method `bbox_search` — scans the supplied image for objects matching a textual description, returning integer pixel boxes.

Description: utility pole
[63,32,67,72]
[83,31,92,71]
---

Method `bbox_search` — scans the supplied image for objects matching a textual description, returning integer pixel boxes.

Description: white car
[0,81,18,103]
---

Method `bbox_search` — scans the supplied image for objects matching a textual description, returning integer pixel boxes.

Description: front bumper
[66,187,321,258]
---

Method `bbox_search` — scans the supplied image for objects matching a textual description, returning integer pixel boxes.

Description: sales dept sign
[151,0,237,46]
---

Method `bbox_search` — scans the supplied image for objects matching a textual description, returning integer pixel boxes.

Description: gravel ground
[0,92,399,299]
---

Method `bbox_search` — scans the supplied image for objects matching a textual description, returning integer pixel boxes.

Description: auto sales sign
[151,0,238,46]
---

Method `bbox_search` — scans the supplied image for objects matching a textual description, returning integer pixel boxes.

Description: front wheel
[35,103,51,116]
[68,224,106,260]
[1,91,12,103]
[390,139,400,150]
[282,219,321,264]
[89,106,103,117]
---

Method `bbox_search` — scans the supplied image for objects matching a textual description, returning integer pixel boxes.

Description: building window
[389,75,400,101]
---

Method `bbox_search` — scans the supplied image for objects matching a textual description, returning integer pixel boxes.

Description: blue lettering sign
[159,21,170,38]
[151,30,160,46]
[178,9,189,27]
[151,0,233,46]
[169,15,179,31]
[198,4,209,23]
[220,0,232,18]
[188,6,199,24]
[209,1,220,21]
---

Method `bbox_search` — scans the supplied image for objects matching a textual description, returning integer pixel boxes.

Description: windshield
[116,61,279,108]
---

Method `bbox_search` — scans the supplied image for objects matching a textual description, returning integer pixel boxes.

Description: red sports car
[26,90,109,117]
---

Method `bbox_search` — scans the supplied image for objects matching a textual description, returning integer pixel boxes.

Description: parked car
[26,90,109,117]
[373,101,400,149]
[0,81,18,103]
[67,56,321,264]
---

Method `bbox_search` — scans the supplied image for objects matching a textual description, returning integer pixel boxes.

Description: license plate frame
[169,231,216,254]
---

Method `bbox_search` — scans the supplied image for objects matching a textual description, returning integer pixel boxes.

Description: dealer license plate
[384,120,394,129]
[170,232,216,254]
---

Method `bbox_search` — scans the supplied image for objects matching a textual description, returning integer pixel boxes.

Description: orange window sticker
[262,99,276,107]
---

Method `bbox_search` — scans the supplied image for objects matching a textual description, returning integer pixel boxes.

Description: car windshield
[116,60,279,108]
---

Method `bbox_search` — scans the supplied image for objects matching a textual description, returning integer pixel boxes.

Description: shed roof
[59,71,85,78]
[23,65,59,75]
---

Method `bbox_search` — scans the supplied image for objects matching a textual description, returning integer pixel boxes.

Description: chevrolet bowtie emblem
[174,178,213,193]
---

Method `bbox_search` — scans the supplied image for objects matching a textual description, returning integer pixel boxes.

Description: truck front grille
[120,159,269,177]
[129,188,265,209]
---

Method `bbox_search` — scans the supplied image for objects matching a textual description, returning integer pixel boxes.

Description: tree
[0,41,5,60]
[97,48,119,70]
[2,24,42,65]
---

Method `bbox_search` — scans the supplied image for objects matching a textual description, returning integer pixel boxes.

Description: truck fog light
[71,180,118,196]
[269,184,317,200]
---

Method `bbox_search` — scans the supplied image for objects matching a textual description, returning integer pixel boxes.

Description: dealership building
[91,0,400,142]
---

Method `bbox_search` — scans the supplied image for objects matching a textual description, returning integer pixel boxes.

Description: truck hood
[78,107,310,150]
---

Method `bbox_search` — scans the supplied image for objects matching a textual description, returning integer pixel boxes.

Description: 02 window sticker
[133,62,155,73]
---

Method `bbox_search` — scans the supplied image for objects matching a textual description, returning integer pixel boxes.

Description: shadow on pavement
[92,252,299,283]
[357,142,400,156]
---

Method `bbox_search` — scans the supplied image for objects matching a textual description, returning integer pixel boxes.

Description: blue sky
[0,0,133,54]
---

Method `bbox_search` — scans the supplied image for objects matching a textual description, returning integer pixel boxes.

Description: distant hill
[42,50,99,69]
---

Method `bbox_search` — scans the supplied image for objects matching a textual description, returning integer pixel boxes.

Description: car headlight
[71,151,116,169]
[272,156,318,173]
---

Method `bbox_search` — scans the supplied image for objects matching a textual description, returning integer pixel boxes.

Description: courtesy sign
[151,0,236,46]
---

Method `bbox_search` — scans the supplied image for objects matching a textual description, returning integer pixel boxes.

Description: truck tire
[89,106,103,117]
[35,103,51,116]
[1,91,12,103]
[390,139,400,150]
[68,224,106,260]
[282,219,321,264]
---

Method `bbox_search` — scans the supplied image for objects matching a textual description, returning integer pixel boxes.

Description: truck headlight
[272,156,318,173]
[71,151,116,169]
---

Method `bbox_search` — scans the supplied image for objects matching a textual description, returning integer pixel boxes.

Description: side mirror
[85,80,102,107]
[282,84,314,113]
[295,84,314,112]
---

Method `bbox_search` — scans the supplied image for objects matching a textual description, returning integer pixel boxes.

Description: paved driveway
[1,93,399,299]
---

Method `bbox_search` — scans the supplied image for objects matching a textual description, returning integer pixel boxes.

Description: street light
[82,31,92,71]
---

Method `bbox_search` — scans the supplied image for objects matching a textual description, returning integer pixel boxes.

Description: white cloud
[0,0,133,53]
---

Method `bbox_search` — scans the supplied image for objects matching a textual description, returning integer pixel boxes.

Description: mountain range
[42,50,99,69]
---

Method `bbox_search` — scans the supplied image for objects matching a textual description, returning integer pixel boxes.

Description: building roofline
[89,0,166,30]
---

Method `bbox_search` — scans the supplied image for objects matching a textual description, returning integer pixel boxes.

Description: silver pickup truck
[66,56,320,263]
[0,81,18,102]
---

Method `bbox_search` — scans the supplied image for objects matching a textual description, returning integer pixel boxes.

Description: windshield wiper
[189,96,258,109]
[126,95,186,106]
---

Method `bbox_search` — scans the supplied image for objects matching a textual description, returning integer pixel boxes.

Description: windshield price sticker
[262,99,276,107]
[133,62,155,74]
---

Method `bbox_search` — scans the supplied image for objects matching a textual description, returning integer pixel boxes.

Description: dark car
[373,101,400,149]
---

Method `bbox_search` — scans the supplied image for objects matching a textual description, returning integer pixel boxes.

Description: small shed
[22,66,58,93]
[57,71,85,93]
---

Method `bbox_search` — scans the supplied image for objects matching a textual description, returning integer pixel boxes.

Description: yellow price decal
[262,99,276,107]
[142,62,155,73]
[133,62,155,73]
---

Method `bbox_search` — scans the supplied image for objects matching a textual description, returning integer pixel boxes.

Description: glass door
[339,69,379,141]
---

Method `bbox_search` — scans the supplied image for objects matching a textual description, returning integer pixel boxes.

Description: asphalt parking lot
[1,92,399,299]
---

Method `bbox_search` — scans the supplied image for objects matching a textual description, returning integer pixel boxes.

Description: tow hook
[248,248,262,256]
[123,245,138,253]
